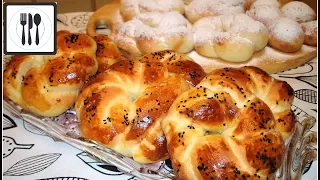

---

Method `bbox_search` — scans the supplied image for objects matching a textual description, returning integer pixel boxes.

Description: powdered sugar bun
[114,11,194,55]
[185,0,246,23]
[269,17,304,53]
[281,1,316,23]
[301,20,317,46]
[120,0,185,22]
[193,14,269,62]
[246,4,282,28]
[250,0,281,9]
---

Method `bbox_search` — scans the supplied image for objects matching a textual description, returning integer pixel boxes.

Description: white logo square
[4,2,57,55]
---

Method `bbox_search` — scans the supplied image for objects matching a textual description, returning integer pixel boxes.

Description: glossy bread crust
[75,50,206,164]
[161,66,295,179]
[94,35,123,73]
[3,30,98,117]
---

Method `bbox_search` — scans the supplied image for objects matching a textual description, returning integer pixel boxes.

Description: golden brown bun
[75,50,206,163]
[161,66,295,179]
[3,31,98,117]
[301,20,318,46]
[93,35,122,73]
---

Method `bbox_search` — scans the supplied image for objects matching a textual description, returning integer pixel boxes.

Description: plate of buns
[3,0,317,179]
[87,0,317,74]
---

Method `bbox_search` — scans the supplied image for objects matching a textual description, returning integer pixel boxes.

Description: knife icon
[28,13,33,45]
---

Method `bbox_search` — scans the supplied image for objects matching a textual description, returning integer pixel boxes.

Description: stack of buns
[247,0,317,52]
[87,0,317,74]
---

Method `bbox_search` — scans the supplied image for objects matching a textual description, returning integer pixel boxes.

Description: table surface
[3,12,318,180]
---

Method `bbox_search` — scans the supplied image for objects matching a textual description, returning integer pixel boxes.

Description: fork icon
[20,13,27,45]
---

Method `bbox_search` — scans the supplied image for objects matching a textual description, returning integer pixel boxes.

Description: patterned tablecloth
[3,12,318,180]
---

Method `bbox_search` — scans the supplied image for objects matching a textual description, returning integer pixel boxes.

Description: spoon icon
[34,13,41,45]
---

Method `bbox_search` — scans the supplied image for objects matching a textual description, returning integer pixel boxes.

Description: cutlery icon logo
[4,2,57,55]
[20,13,42,45]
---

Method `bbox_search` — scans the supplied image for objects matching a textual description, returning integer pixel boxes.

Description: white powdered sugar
[230,14,268,34]
[194,26,231,45]
[135,11,187,27]
[186,0,245,20]
[117,19,144,37]
[301,20,317,36]
[153,0,184,10]
[250,0,280,9]
[281,1,316,23]
[115,11,191,47]
[193,14,268,45]
[122,0,185,14]
[139,0,171,12]
[269,17,304,42]
[134,23,157,39]
[246,5,282,27]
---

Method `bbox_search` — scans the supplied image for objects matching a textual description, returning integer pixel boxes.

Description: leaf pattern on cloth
[36,177,89,180]
[23,120,46,136]
[76,152,124,176]
[3,114,17,130]
[277,63,314,76]
[3,153,61,176]
[295,89,317,104]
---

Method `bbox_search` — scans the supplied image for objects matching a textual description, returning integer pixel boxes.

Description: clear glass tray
[3,98,317,180]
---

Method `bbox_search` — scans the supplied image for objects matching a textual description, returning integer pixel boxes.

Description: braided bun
[3,31,98,117]
[114,11,194,56]
[161,66,295,179]
[193,14,269,62]
[75,50,206,163]
[94,35,122,73]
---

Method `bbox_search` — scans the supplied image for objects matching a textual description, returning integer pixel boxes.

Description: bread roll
[93,35,122,73]
[114,12,194,56]
[161,66,295,179]
[75,50,206,163]
[268,17,305,53]
[281,1,316,23]
[301,20,317,46]
[193,14,269,62]
[3,31,98,117]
